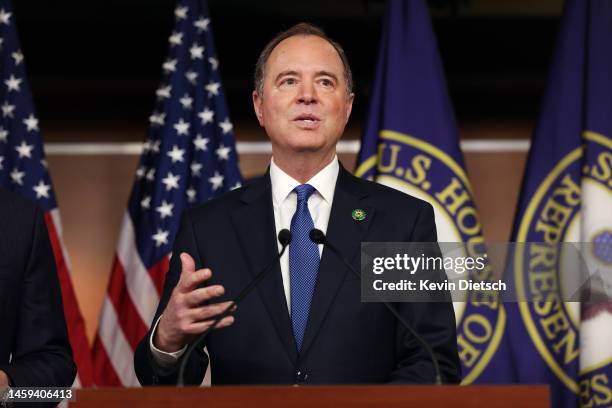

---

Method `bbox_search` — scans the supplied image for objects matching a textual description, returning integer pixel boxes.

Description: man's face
[253,35,354,157]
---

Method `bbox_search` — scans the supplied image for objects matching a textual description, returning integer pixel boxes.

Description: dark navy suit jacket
[134,166,461,385]
[0,188,76,392]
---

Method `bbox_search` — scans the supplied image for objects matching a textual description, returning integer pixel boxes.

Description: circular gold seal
[356,129,506,384]
[515,131,612,395]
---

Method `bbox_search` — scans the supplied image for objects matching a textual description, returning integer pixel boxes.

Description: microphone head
[278,229,292,246]
[309,229,326,244]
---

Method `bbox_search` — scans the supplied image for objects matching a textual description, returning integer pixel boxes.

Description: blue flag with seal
[508,0,612,406]
[355,0,513,384]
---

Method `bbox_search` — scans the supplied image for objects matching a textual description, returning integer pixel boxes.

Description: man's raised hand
[154,253,235,352]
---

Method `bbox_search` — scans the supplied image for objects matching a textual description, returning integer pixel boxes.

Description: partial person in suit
[0,188,76,392]
[134,22,461,385]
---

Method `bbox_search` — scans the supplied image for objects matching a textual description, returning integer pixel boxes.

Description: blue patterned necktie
[289,184,320,351]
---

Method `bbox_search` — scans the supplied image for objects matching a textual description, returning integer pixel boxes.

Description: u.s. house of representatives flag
[0,0,94,388]
[508,0,612,407]
[92,0,242,386]
[355,0,514,384]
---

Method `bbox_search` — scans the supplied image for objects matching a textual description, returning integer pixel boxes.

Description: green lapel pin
[352,208,366,221]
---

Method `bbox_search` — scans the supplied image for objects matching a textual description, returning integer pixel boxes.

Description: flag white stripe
[98,298,141,387]
[116,212,160,326]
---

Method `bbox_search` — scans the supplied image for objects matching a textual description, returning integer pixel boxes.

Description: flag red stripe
[91,336,123,387]
[106,257,150,349]
[148,256,170,295]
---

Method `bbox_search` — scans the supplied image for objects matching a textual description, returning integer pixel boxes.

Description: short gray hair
[253,22,354,96]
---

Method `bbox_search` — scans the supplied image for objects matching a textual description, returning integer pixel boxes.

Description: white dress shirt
[150,156,340,366]
[270,156,339,312]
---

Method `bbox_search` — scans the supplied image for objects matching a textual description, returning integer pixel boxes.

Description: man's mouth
[293,114,321,123]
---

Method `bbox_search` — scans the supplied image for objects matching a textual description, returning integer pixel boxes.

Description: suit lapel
[230,174,299,364]
[299,167,376,357]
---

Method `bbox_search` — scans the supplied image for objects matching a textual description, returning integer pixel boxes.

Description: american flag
[92,0,242,386]
[0,0,94,388]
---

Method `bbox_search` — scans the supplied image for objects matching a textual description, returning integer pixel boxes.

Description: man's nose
[297,81,317,104]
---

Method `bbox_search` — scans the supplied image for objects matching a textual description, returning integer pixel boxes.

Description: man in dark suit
[0,188,76,391]
[134,23,460,385]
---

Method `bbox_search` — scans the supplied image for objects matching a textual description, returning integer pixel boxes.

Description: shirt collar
[270,156,339,206]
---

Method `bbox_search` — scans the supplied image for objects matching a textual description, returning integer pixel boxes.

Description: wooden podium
[71,385,549,407]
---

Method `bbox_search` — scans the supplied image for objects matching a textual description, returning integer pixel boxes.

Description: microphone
[176,229,291,386]
[309,229,443,385]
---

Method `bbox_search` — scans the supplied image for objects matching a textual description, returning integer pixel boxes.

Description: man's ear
[252,90,264,127]
[344,92,355,125]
